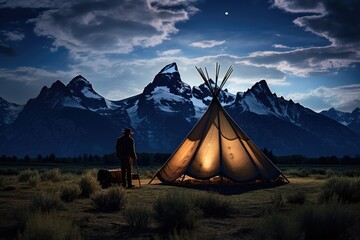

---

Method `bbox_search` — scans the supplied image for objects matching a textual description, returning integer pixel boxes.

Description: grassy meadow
[0,164,359,240]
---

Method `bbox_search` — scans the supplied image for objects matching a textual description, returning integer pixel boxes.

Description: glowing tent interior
[149,64,289,184]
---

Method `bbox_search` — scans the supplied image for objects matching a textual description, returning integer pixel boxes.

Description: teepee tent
[149,64,288,184]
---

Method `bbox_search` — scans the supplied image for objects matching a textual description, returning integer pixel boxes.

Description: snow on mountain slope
[1,62,359,157]
[321,107,360,135]
[0,97,23,126]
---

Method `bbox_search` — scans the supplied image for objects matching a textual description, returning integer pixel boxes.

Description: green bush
[91,187,127,211]
[250,203,358,240]
[18,212,81,240]
[29,174,41,187]
[60,184,81,202]
[319,177,360,203]
[79,173,101,197]
[41,168,62,182]
[123,206,152,229]
[286,191,306,205]
[31,191,63,212]
[192,191,233,217]
[18,169,39,182]
[154,191,202,231]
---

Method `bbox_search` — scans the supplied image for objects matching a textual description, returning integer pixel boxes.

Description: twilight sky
[0,0,359,112]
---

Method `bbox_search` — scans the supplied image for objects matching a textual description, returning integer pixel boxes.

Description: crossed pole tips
[195,63,234,97]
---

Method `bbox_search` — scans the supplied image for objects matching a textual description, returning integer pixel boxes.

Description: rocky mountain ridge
[0,63,359,157]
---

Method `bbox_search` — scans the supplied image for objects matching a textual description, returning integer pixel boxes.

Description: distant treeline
[0,152,171,166]
[262,148,360,165]
[0,149,359,165]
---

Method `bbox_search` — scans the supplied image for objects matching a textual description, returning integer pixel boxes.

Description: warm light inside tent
[149,64,288,184]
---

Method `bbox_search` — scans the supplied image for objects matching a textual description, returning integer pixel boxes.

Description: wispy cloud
[239,46,360,77]
[1,31,25,41]
[273,0,360,48]
[11,0,199,56]
[157,49,182,56]
[272,44,291,49]
[0,67,75,83]
[238,0,360,77]
[190,40,225,48]
[287,84,360,112]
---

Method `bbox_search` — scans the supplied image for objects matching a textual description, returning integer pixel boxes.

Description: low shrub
[192,191,233,217]
[91,187,127,211]
[60,184,81,202]
[12,206,31,232]
[18,169,39,182]
[41,168,62,182]
[286,191,306,205]
[319,177,360,203]
[309,168,326,175]
[31,191,63,212]
[342,169,360,177]
[79,173,101,197]
[154,191,202,231]
[123,206,152,229]
[0,175,5,187]
[29,174,41,187]
[18,212,81,240]
[143,170,156,178]
[84,168,98,178]
[270,192,285,210]
[325,169,335,178]
[250,203,358,240]
[284,169,308,178]
[295,203,357,240]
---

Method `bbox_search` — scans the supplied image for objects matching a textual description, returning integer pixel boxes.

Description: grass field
[0,164,359,240]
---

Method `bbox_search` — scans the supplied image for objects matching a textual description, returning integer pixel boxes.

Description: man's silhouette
[116,128,137,188]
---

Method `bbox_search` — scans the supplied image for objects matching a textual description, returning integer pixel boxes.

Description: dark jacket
[116,135,137,160]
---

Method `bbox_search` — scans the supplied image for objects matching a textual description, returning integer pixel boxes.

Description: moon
[225,11,229,16]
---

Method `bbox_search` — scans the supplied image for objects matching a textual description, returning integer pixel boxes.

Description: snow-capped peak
[249,80,272,95]
[159,62,178,74]
[67,75,92,90]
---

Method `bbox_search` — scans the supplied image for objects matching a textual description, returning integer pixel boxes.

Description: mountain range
[320,108,360,135]
[0,63,359,157]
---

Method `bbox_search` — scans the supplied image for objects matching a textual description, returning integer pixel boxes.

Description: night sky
[0,0,359,112]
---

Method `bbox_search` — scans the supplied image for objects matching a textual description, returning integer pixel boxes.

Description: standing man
[116,128,137,188]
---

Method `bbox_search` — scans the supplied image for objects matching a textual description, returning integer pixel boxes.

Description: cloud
[287,84,360,112]
[0,67,74,83]
[234,0,360,77]
[273,0,360,48]
[190,40,226,48]
[272,44,291,49]
[1,31,25,41]
[0,66,77,104]
[157,49,182,56]
[16,0,199,55]
[238,46,360,77]
[0,44,16,56]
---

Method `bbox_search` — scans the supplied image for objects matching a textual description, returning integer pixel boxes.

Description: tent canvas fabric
[149,64,288,184]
